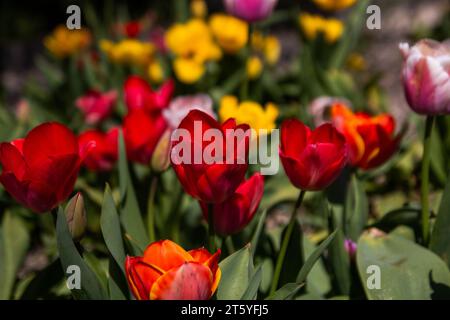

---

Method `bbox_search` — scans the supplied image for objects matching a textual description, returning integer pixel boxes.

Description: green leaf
[217,244,252,300]
[100,184,126,272]
[267,230,337,300]
[302,235,333,296]
[370,207,420,232]
[357,231,450,300]
[107,257,128,300]
[118,130,149,252]
[56,208,107,300]
[430,172,450,268]
[328,210,351,295]
[345,175,369,241]
[266,282,305,300]
[240,265,262,300]
[250,210,266,258]
[0,211,30,299]
[20,259,64,300]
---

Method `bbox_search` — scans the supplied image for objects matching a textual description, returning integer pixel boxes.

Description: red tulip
[123,109,167,164]
[125,240,221,300]
[171,110,250,203]
[279,120,347,191]
[331,103,400,170]
[75,89,117,125]
[200,173,264,236]
[0,123,90,213]
[78,128,118,171]
[124,76,174,114]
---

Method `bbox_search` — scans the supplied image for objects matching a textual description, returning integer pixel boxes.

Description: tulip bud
[65,192,87,241]
[151,130,171,173]
[344,238,357,261]
[400,39,450,115]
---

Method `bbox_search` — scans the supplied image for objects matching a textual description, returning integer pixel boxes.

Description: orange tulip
[331,103,400,170]
[125,240,221,300]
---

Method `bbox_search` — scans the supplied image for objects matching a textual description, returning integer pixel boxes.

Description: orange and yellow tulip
[125,240,221,300]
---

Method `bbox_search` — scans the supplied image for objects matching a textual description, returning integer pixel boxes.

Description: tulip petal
[150,262,213,300]
[126,256,163,300]
[0,142,26,179]
[142,240,193,272]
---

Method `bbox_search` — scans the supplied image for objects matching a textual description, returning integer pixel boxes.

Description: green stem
[208,203,216,252]
[421,115,435,245]
[225,236,235,255]
[147,175,159,243]
[269,190,306,295]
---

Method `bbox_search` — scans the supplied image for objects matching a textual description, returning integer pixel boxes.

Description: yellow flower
[191,0,207,19]
[313,0,356,11]
[44,25,91,58]
[264,36,281,65]
[346,52,366,71]
[219,95,279,133]
[247,56,263,80]
[174,58,205,84]
[299,13,344,44]
[209,14,248,54]
[148,61,164,83]
[251,31,266,52]
[165,19,221,64]
[100,39,155,66]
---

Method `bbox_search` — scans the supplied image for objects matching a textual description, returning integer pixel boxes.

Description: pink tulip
[75,90,117,125]
[224,0,278,23]
[400,39,450,115]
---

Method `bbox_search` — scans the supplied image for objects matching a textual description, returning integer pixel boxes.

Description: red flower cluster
[78,128,119,172]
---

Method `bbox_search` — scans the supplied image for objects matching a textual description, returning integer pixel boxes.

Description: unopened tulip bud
[400,39,450,115]
[344,238,357,261]
[151,130,171,173]
[65,192,87,241]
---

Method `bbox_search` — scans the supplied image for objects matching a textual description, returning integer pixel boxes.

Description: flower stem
[421,115,435,245]
[147,175,159,243]
[208,203,216,252]
[269,190,306,296]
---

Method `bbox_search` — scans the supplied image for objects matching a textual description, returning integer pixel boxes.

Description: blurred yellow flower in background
[263,36,281,65]
[100,39,155,66]
[251,32,281,66]
[313,0,356,11]
[299,13,344,44]
[148,60,164,83]
[166,19,221,83]
[346,52,367,71]
[174,58,205,84]
[44,25,91,58]
[209,14,248,54]
[247,56,263,79]
[191,0,207,19]
[219,95,279,133]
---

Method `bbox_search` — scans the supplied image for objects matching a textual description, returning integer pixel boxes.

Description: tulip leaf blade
[297,230,337,284]
[118,130,149,252]
[328,209,351,295]
[100,184,126,273]
[430,172,450,268]
[56,208,107,300]
[0,211,30,299]
[357,231,450,300]
[267,229,337,300]
[250,209,267,259]
[217,244,252,300]
[240,265,262,300]
[107,257,128,300]
[345,175,369,241]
